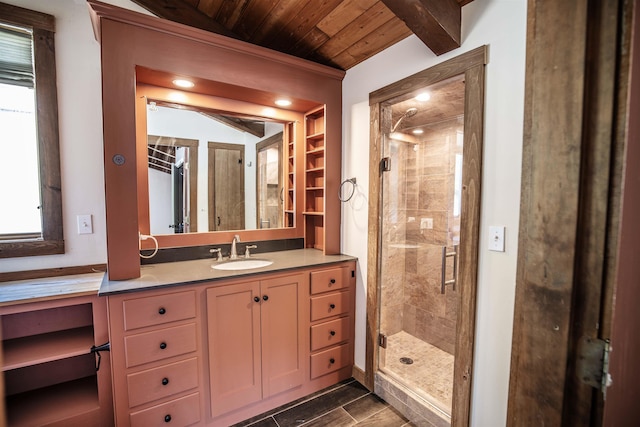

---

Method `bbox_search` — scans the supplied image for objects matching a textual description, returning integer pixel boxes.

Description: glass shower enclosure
[377,75,465,422]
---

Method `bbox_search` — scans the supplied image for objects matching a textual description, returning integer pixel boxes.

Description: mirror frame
[136,83,306,249]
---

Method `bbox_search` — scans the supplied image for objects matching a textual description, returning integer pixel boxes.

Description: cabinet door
[260,272,307,398]
[207,281,262,417]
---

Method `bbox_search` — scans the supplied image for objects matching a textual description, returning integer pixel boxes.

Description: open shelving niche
[284,121,296,228]
[0,296,112,426]
[304,106,326,251]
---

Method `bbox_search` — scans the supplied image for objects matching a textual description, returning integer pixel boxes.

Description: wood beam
[200,113,265,138]
[380,0,461,55]
[129,0,240,39]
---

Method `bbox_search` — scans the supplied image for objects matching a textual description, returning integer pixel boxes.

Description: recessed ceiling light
[415,92,431,102]
[412,129,424,135]
[275,99,292,107]
[172,79,194,88]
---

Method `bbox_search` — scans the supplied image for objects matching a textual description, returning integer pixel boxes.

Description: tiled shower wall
[380,122,462,356]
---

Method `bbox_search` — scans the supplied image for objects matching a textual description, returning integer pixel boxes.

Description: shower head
[391,107,418,132]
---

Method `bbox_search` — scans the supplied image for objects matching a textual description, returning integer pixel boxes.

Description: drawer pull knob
[160,342,167,350]
[162,377,169,386]
[159,307,166,315]
[330,278,336,284]
[263,295,269,301]
[330,330,336,336]
[254,296,260,302]
[329,304,336,309]
[164,414,171,423]
[329,358,335,364]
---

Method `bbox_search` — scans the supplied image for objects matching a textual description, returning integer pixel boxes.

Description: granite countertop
[0,272,105,307]
[100,249,356,295]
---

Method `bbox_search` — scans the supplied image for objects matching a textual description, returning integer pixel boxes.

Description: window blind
[0,24,34,88]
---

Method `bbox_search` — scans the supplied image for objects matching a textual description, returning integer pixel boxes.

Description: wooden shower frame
[365,45,487,427]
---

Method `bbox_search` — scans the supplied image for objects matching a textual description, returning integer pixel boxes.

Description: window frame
[0,2,63,258]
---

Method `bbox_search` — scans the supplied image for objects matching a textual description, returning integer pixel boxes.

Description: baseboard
[352,365,367,388]
[0,264,107,283]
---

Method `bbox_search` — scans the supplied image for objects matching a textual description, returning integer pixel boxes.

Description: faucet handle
[245,245,257,258]
[209,248,223,261]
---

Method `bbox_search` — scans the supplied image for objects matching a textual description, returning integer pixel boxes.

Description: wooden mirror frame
[88,1,344,280]
[366,45,487,426]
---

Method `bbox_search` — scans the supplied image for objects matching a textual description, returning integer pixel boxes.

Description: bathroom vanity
[101,250,356,426]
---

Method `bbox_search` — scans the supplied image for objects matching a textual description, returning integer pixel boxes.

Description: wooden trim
[0,2,55,32]
[351,365,366,386]
[0,264,107,283]
[208,141,246,232]
[256,132,284,229]
[507,0,632,424]
[366,46,487,426]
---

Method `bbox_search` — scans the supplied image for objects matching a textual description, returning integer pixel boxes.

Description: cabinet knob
[254,296,260,303]
[164,414,171,423]
[329,303,336,309]
[162,377,169,386]
[329,358,335,364]
[263,295,269,301]
[160,342,167,350]
[159,307,166,315]
[330,330,336,336]
[330,278,336,284]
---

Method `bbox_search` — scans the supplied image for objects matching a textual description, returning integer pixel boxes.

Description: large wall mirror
[145,102,288,235]
[135,68,314,247]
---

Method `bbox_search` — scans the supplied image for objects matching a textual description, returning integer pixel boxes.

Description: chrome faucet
[230,235,240,259]
[245,245,257,258]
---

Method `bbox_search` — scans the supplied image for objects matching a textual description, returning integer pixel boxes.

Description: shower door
[377,75,465,419]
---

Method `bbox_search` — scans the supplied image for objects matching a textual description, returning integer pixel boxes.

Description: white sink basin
[212,259,273,271]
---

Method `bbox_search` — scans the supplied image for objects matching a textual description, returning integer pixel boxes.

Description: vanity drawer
[127,357,199,407]
[310,316,351,351]
[310,267,345,295]
[310,343,351,379]
[125,323,197,368]
[130,392,200,427]
[310,290,351,322]
[123,290,196,331]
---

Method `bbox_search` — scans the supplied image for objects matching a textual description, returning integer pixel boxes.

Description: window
[0,2,63,258]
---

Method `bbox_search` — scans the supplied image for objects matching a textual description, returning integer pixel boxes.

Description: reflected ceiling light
[415,92,431,101]
[172,79,194,88]
[275,99,292,107]
[412,129,424,135]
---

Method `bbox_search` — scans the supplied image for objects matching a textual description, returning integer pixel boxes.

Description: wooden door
[207,281,262,417]
[260,272,307,398]
[208,142,245,231]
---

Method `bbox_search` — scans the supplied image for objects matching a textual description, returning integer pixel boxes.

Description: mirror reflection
[146,103,288,235]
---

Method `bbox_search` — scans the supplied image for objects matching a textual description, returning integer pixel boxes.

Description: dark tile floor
[232,379,415,427]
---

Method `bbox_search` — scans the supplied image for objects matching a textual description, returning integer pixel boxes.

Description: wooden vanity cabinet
[0,295,113,427]
[206,272,308,418]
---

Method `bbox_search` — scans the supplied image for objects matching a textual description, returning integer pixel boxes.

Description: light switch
[488,226,505,252]
[77,214,93,234]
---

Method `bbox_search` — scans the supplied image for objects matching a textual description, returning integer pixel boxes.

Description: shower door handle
[441,245,458,294]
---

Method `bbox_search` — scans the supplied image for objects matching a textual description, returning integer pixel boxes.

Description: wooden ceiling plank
[194,0,223,18]
[232,0,280,40]
[317,2,394,58]
[130,0,239,38]
[216,0,250,29]
[336,16,412,69]
[265,0,344,52]
[316,0,378,37]
[290,27,331,60]
[380,0,461,55]
[248,0,306,44]
[183,0,199,7]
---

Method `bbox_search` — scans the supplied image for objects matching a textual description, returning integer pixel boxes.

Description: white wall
[0,0,149,273]
[341,1,527,425]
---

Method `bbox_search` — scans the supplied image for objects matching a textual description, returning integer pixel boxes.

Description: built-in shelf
[304,106,327,251]
[6,376,100,426]
[303,211,325,216]
[305,187,324,191]
[2,326,94,371]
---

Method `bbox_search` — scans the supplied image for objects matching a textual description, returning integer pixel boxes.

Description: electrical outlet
[77,214,93,234]
[420,218,433,230]
[489,226,505,252]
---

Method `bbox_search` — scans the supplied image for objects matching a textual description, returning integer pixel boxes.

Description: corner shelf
[304,106,327,251]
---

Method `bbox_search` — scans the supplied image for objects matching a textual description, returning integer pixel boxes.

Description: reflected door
[209,142,245,231]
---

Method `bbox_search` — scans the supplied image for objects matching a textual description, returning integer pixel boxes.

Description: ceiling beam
[200,113,265,138]
[380,0,461,55]
[129,0,240,39]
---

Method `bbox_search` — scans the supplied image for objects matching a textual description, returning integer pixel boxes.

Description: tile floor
[232,379,416,427]
[382,331,454,412]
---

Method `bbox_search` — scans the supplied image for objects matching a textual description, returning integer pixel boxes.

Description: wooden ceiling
[129,0,474,71]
